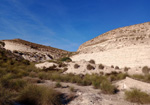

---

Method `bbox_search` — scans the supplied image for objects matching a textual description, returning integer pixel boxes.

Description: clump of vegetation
[107,72,128,82]
[87,64,95,70]
[69,86,75,92]
[124,67,129,72]
[142,66,150,75]
[55,82,62,88]
[74,64,80,69]
[99,64,104,69]
[58,62,67,67]
[13,50,19,53]
[43,65,57,72]
[92,80,101,89]
[63,67,68,72]
[100,81,117,94]
[60,57,72,62]
[131,74,144,80]
[0,41,5,47]
[111,65,114,68]
[6,79,27,91]
[125,88,150,104]
[115,66,120,69]
[89,59,95,64]
[100,72,104,75]
[18,85,62,105]
[0,85,14,105]
[131,74,150,83]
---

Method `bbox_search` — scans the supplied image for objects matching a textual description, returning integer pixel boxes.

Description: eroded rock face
[1,39,69,62]
[35,62,58,69]
[72,22,150,67]
[116,77,150,93]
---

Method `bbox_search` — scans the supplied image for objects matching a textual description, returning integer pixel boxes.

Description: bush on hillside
[55,82,62,88]
[111,65,114,68]
[0,41,5,47]
[124,67,129,72]
[125,88,150,104]
[60,57,72,62]
[74,64,80,69]
[99,64,104,69]
[100,81,117,94]
[89,59,95,64]
[142,66,150,75]
[0,85,13,105]
[115,66,119,70]
[18,85,62,105]
[87,64,95,70]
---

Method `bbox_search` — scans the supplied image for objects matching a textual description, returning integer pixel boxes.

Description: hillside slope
[1,39,69,62]
[72,22,150,67]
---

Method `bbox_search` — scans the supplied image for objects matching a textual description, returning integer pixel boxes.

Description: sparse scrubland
[0,48,62,105]
[0,48,123,104]
[125,88,150,104]
[18,85,62,105]
[1,47,150,105]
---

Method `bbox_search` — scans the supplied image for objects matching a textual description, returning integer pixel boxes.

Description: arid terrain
[1,22,150,105]
[2,39,69,62]
[72,22,150,68]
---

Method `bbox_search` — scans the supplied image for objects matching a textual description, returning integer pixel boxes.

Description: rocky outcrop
[1,39,69,62]
[78,22,150,53]
[116,77,150,93]
[35,62,58,69]
[72,22,150,67]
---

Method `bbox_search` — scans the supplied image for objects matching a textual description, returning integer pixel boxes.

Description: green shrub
[100,72,104,75]
[125,88,150,104]
[55,82,62,88]
[18,85,61,105]
[100,81,117,94]
[7,79,27,91]
[0,73,15,88]
[115,66,119,69]
[38,72,50,80]
[144,75,150,83]
[92,80,101,89]
[87,64,95,70]
[124,67,129,72]
[89,59,95,64]
[108,75,116,82]
[78,79,91,86]
[0,41,5,47]
[74,64,80,69]
[131,74,144,80]
[142,66,150,75]
[131,74,150,83]
[63,67,68,72]
[116,73,128,80]
[99,64,104,69]
[111,65,114,68]
[0,85,13,105]
[60,57,72,62]
[69,86,75,92]
[58,63,67,67]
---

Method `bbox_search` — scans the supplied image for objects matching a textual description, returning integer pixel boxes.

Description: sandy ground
[72,45,150,68]
[40,80,143,105]
[35,61,144,75]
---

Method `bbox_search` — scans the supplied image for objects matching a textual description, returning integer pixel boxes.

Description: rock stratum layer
[72,22,150,67]
[1,39,69,62]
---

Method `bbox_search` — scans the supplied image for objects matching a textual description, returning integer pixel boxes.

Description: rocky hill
[1,39,69,62]
[72,22,150,67]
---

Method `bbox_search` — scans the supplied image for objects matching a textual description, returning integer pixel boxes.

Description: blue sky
[0,0,150,51]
